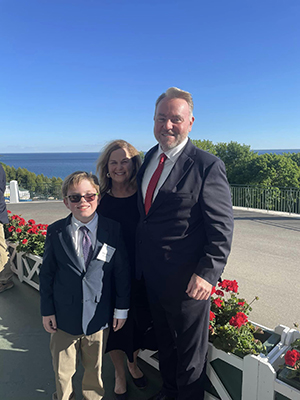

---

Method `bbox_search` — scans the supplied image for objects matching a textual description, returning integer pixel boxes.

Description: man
[0,164,14,293]
[136,87,234,400]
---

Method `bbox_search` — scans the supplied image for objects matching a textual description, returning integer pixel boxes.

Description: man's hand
[113,318,127,332]
[42,315,57,333]
[186,274,212,300]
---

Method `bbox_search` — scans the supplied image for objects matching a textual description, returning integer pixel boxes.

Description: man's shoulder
[184,140,221,165]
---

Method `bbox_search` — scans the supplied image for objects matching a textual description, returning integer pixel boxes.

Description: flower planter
[6,241,22,281]
[7,242,42,290]
[17,252,42,291]
[277,367,300,392]
[205,324,287,400]
[247,329,300,400]
[139,325,296,400]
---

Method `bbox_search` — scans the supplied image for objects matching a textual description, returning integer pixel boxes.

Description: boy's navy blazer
[40,213,130,336]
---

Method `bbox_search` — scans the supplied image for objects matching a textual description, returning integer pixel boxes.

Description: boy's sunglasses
[66,193,99,203]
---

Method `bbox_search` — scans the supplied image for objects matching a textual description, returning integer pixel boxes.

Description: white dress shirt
[142,137,189,202]
[71,213,128,320]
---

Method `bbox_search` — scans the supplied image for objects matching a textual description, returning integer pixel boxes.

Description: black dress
[97,192,156,362]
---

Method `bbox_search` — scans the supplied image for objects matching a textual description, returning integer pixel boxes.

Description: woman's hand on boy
[43,315,57,333]
[112,317,127,332]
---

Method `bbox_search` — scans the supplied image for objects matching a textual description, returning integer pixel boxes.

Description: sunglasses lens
[69,194,81,203]
[85,194,96,201]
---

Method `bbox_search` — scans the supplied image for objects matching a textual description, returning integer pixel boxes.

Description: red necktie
[144,153,167,214]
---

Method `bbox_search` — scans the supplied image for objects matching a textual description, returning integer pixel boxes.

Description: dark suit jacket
[136,139,234,301]
[40,213,130,336]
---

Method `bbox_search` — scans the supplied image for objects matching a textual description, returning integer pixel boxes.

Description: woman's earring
[107,172,111,178]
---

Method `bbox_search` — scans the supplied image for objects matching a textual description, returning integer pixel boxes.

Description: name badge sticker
[97,243,116,263]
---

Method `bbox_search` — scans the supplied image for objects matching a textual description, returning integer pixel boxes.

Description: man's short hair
[155,87,194,119]
[62,171,100,198]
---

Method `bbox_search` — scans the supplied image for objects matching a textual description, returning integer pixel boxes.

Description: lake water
[1,149,300,179]
[0,153,100,179]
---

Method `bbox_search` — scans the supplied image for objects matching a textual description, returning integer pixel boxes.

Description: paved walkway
[1,202,300,399]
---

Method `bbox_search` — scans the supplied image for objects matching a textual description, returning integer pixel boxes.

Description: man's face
[154,97,195,152]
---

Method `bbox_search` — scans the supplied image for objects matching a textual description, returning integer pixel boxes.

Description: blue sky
[1,0,299,153]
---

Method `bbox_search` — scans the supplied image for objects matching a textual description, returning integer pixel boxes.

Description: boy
[40,171,130,400]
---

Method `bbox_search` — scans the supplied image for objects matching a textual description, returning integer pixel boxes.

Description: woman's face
[108,147,134,186]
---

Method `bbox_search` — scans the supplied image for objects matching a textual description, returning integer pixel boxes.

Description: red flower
[28,219,36,225]
[238,301,245,307]
[8,226,14,232]
[7,210,11,213]
[41,231,47,236]
[229,312,248,328]
[12,215,18,220]
[28,228,38,234]
[215,290,224,297]
[22,239,28,244]
[18,220,25,226]
[211,286,216,295]
[16,228,22,233]
[213,298,223,308]
[210,311,215,321]
[285,349,300,368]
[218,279,238,293]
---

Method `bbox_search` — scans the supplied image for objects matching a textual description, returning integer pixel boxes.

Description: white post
[242,355,260,400]
[10,180,19,203]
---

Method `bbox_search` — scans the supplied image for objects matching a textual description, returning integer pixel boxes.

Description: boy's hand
[113,317,127,332]
[42,315,57,333]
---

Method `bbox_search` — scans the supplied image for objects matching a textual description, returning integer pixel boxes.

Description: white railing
[231,185,300,215]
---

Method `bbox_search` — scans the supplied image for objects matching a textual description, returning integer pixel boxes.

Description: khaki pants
[0,223,13,282]
[50,328,107,400]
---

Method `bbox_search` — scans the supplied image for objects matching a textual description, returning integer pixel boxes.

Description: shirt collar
[157,137,188,163]
[71,213,98,233]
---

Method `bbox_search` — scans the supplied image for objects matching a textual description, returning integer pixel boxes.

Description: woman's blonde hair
[96,140,142,195]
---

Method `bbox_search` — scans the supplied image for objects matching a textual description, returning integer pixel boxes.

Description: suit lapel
[143,140,195,216]
[59,214,84,274]
[137,145,159,218]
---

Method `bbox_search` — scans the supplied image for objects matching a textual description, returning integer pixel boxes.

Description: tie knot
[159,153,167,164]
[80,225,89,235]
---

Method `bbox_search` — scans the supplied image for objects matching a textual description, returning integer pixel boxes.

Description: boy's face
[64,179,100,223]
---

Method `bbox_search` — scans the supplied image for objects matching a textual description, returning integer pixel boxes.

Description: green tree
[1,163,63,199]
[214,141,257,184]
[246,154,300,188]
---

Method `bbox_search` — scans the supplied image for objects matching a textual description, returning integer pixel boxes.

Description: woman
[97,140,155,400]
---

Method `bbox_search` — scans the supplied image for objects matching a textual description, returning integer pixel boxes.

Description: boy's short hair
[62,171,100,198]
